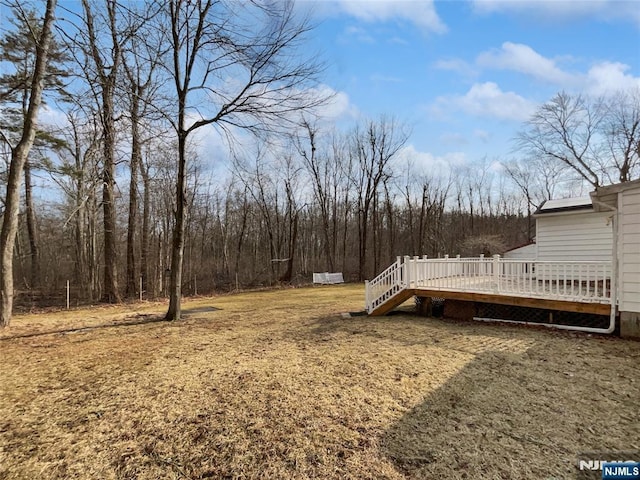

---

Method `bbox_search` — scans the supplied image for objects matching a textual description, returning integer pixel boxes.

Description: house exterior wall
[619,187,640,313]
[535,211,613,263]
[503,244,536,260]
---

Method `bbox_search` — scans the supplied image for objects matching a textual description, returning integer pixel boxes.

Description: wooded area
[0,0,638,325]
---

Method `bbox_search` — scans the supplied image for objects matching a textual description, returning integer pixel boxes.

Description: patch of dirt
[0,284,638,479]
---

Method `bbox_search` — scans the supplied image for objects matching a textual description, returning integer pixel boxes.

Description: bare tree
[295,119,337,271]
[162,0,325,320]
[517,90,640,189]
[139,143,154,297]
[0,0,57,327]
[502,158,537,241]
[74,0,127,303]
[53,109,103,300]
[121,4,165,298]
[234,148,283,283]
[279,153,304,283]
[349,117,408,280]
[604,88,640,183]
[0,4,70,291]
[395,159,450,257]
[518,92,603,187]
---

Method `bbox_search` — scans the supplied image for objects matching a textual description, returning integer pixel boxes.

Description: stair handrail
[365,257,405,313]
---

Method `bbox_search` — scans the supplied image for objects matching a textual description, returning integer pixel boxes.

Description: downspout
[474,198,618,335]
[591,199,618,334]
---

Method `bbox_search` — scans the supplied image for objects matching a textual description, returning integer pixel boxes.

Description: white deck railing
[365,255,613,314]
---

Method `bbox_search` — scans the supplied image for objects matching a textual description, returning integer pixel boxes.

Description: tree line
[1,0,638,326]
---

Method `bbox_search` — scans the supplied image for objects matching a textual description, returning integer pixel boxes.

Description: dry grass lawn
[0,284,638,479]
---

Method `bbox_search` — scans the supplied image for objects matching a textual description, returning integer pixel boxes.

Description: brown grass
[0,284,638,479]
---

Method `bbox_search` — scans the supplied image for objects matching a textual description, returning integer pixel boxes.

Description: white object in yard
[313,272,345,284]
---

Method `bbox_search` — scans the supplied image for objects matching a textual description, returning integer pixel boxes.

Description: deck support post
[404,255,411,288]
[493,254,501,293]
[365,280,370,312]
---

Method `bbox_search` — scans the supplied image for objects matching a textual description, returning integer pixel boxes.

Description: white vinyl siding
[619,188,640,313]
[536,211,613,263]
[503,244,536,260]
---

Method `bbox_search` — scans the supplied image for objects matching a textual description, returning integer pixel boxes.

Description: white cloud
[309,85,360,122]
[328,0,447,33]
[476,42,574,85]
[431,82,536,121]
[185,113,234,167]
[469,0,640,25]
[460,42,640,97]
[583,62,640,96]
[439,129,491,146]
[388,36,409,46]
[488,158,504,173]
[395,144,468,178]
[185,84,359,176]
[38,105,69,129]
[471,0,606,16]
[433,58,478,78]
[342,25,375,44]
[439,132,469,146]
[473,129,491,142]
[181,80,358,156]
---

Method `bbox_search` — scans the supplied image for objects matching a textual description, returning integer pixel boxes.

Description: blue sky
[298,0,640,175]
[17,0,640,189]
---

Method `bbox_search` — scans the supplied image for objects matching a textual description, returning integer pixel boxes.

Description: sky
[294,0,640,177]
[4,0,639,196]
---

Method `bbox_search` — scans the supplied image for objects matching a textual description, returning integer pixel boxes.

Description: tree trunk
[165,133,187,321]
[24,160,40,289]
[98,46,121,302]
[87,190,99,300]
[234,188,249,278]
[372,193,379,275]
[125,94,141,298]
[280,212,298,283]
[0,0,56,327]
[81,0,121,304]
[358,205,368,281]
[341,192,349,273]
[74,198,89,295]
[321,206,334,272]
[385,183,394,261]
[101,99,121,303]
[140,157,151,299]
[280,181,298,284]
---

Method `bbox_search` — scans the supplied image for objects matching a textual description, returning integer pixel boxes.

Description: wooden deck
[369,287,612,316]
[366,256,614,317]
